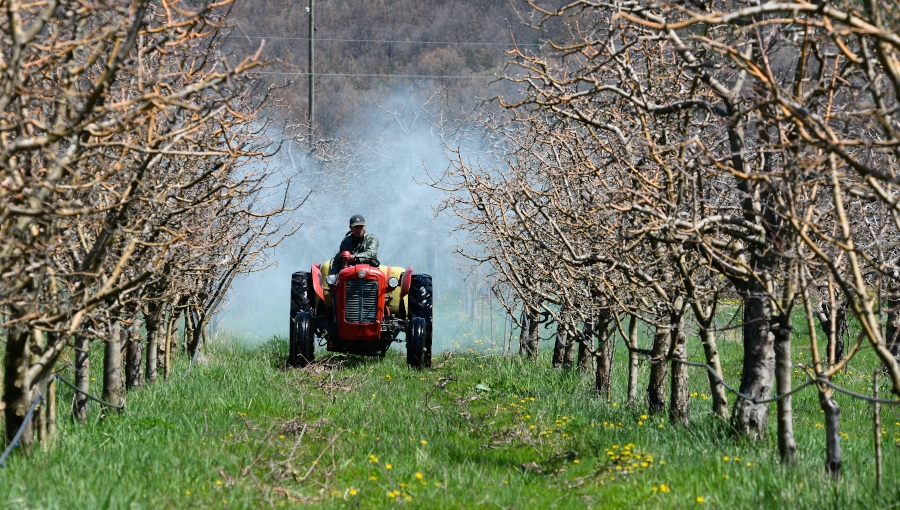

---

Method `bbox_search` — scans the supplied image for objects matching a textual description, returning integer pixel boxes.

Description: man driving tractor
[331,214,379,273]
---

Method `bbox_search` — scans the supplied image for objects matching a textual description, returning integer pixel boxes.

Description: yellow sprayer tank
[318,261,408,315]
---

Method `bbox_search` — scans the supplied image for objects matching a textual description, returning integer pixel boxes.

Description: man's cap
[349,214,366,227]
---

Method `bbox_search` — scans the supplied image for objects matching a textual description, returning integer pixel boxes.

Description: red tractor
[289,251,433,368]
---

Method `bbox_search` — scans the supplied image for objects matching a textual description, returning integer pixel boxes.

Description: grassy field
[1,330,899,509]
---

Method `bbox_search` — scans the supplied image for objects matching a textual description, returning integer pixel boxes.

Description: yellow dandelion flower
[660,484,670,493]
[415,472,423,480]
[696,496,705,503]
[722,456,729,462]
[349,489,358,496]
[386,463,393,470]
[216,480,223,485]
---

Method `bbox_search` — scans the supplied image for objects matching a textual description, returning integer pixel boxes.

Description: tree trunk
[695,319,729,421]
[46,376,56,448]
[552,325,567,369]
[489,294,494,346]
[833,302,847,363]
[731,286,775,439]
[723,85,776,439]
[595,334,611,397]
[184,310,195,356]
[164,310,179,381]
[144,302,163,383]
[190,322,203,359]
[518,311,528,356]
[480,292,484,337]
[594,311,613,397]
[773,312,796,463]
[72,333,90,424]
[522,311,539,361]
[186,308,201,359]
[818,298,849,365]
[3,324,34,452]
[886,292,900,365]
[647,318,671,415]
[577,322,594,371]
[669,311,689,424]
[502,313,509,355]
[627,315,639,406]
[562,325,576,369]
[126,315,144,390]
[33,376,48,451]
[103,318,125,409]
[819,386,842,478]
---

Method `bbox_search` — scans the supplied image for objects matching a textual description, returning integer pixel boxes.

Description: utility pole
[307,0,314,140]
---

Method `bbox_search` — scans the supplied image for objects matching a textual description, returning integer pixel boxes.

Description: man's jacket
[337,232,379,267]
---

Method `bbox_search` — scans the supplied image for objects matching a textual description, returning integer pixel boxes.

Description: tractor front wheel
[291,311,315,367]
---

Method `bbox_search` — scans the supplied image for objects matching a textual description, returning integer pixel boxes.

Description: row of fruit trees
[438,0,900,481]
[0,0,298,454]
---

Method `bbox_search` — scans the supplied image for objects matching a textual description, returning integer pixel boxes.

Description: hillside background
[221,0,566,135]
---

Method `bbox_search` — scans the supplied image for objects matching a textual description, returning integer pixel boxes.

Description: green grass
[1,332,899,509]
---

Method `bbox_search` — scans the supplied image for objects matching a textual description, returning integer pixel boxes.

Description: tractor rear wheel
[408,274,433,367]
[406,317,427,369]
[292,311,314,367]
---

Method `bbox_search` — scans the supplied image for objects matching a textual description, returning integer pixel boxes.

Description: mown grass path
[1,336,898,508]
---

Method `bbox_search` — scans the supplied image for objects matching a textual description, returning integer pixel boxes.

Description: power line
[268,5,525,23]
[225,35,542,47]
[249,71,503,79]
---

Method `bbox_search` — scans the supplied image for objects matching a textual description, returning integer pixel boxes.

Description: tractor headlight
[387,277,399,289]
[357,269,366,278]
[326,274,337,285]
